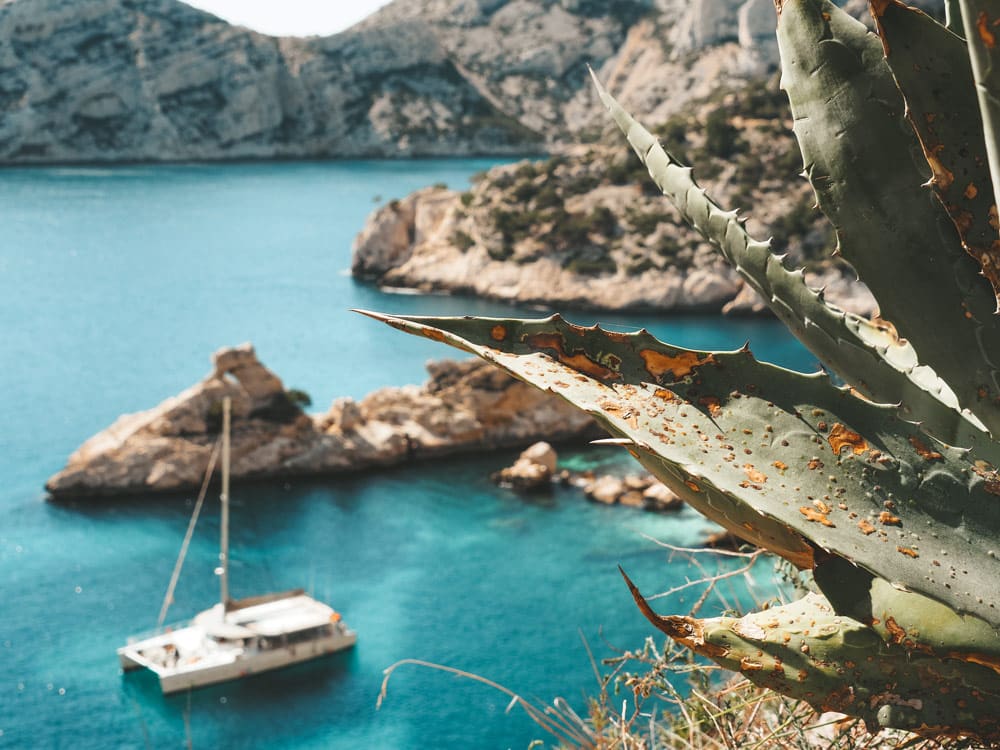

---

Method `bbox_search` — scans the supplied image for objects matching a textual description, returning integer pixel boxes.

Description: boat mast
[220,396,231,611]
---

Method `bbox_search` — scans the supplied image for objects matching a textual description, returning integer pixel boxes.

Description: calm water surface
[0,161,817,748]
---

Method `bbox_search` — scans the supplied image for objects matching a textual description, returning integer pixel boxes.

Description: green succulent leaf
[945,0,965,36]
[777,0,1000,436]
[814,553,1000,668]
[958,0,1000,237]
[589,69,992,454]
[358,310,1000,627]
[871,0,1000,302]
[621,579,1000,739]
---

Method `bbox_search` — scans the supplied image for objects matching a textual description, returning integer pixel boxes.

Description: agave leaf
[813,553,1000,669]
[777,0,1000,436]
[957,0,1000,240]
[945,0,964,36]
[621,579,1000,739]
[589,70,992,454]
[359,310,1000,626]
[870,0,1000,302]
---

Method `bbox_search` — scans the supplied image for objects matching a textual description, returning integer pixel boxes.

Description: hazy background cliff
[0,0,793,163]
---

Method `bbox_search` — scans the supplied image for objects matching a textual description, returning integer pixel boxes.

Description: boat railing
[228,588,306,611]
[123,619,191,645]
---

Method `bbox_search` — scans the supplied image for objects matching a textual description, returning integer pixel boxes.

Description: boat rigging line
[156,436,223,629]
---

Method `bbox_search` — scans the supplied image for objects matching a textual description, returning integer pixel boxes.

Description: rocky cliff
[0,0,942,163]
[45,343,600,499]
[0,0,790,163]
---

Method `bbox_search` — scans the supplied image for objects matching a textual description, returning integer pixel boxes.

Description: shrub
[451,230,475,251]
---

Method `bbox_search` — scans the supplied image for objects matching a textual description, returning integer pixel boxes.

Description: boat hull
[158,631,356,694]
[119,629,357,694]
[119,592,357,694]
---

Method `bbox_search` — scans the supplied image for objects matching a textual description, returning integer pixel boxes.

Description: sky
[181,0,394,37]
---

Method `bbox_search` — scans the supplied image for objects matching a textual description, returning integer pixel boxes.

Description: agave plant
[362,0,1000,740]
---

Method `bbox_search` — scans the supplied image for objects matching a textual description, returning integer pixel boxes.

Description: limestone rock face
[0,0,832,164]
[46,348,600,499]
[0,0,947,164]
[0,0,647,163]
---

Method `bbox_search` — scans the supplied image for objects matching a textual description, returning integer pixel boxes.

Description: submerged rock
[46,345,600,500]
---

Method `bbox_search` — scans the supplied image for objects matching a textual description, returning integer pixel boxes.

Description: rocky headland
[351,91,879,316]
[46,344,601,499]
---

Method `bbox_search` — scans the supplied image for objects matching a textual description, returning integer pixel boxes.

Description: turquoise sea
[0,160,817,748]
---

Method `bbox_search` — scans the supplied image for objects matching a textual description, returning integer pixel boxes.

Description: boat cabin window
[285,624,333,645]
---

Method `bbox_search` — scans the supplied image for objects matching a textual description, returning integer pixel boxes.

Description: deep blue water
[0,160,818,748]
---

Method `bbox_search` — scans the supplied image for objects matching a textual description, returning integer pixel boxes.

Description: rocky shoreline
[45,344,601,500]
[351,156,878,317]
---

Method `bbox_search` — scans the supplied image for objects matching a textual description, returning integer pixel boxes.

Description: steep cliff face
[0,0,786,163]
[0,0,941,163]
[0,0,541,162]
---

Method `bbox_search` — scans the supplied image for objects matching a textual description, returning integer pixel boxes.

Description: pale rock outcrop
[352,178,874,315]
[352,184,748,312]
[46,345,601,499]
[492,440,558,491]
[579,472,682,511]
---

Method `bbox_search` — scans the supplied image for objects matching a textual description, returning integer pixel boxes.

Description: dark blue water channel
[0,161,817,748]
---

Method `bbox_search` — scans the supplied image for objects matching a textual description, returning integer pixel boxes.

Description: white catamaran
[118,397,356,694]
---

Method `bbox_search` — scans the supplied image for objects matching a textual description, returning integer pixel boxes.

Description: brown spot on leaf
[799,506,835,527]
[964,183,979,200]
[773,460,788,472]
[885,616,906,644]
[807,458,824,471]
[858,519,876,535]
[908,435,943,461]
[685,480,701,493]
[639,349,713,380]
[954,209,975,235]
[925,147,955,191]
[743,464,767,484]
[897,546,919,558]
[812,499,832,514]
[526,333,621,381]
[698,396,721,416]
[490,325,507,342]
[827,423,868,455]
[740,657,764,671]
[978,11,997,48]
[654,389,676,401]
[879,511,902,526]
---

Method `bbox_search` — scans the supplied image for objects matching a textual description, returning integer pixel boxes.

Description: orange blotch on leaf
[799,506,835,527]
[908,435,943,462]
[827,423,868,455]
[639,349,713,380]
